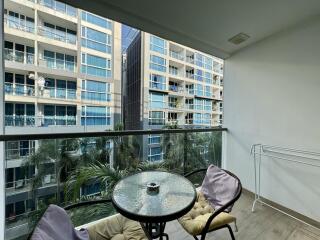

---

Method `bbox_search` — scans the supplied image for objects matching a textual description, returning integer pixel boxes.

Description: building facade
[124,32,224,161]
[3,0,121,239]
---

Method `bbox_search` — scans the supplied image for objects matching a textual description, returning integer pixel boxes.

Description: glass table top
[112,171,196,221]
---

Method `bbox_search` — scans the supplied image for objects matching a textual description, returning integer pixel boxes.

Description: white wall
[224,16,320,222]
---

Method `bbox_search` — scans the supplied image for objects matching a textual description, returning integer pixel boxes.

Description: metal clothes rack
[250,144,320,227]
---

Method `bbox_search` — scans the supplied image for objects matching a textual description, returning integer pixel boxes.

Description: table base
[141,222,169,240]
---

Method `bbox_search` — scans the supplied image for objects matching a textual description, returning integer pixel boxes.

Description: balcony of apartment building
[168,61,185,80]
[4,40,35,71]
[168,96,184,112]
[37,11,77,50]
[3,5,35,40]
[186,50,195,65]
[4,72,35,100]
[37,77,77,103]
[168,79,184,97]
[37,45,77,77]
[185,65,195,80]
[169,43,185,62]
[36,0,77,21]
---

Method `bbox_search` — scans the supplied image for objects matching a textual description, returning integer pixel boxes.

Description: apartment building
[124,32,224,161]
[3,0,121,239]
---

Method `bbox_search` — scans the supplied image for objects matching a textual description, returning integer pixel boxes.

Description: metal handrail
[0,127,227,141]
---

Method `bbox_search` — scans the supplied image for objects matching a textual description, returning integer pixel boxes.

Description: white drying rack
[250,144,320,227]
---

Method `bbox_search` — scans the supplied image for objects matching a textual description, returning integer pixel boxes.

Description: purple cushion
[201,165,239,212]
[31,204,89,240]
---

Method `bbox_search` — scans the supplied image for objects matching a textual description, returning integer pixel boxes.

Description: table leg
[141,222,168,239]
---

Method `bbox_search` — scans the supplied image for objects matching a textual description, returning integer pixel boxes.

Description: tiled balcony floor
[165,191,320,240]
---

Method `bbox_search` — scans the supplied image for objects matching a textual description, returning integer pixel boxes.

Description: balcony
[38,26,77,45]
[37,0,77,17]
[5,83,35,97]
[4,16,35,34]
[38,56,76,72]
[4,49,34,65]
[41,87,77,100]
[169,50,184,61]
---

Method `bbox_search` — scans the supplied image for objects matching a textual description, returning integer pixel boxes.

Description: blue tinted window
[81,80,111,102]
[81,106,111,126]
[150,35,166,55]
[149,55,166,72]
[81,11,111,30]
[81,26,111,53]
[149,92,165,109]
[81,53,111,77]
[149,74,166,90]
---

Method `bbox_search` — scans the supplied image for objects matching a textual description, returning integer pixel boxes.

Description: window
[81,26,111,53]
[150,35,167,55]
[149,92,166,109]
[81,80,111,102]
[149,111,165,125]
[81,106,111,126]
[195,69,203,81]
[81,53,111,77]
[204,72,213,84]
[196,84,204,96]
[81,11,112,30]
[148,135,161,145]
[149,55,166,72]
[195,53,213,70]
[204,57,213,70]
[205,86,212,97]
[5,103,35,126]
[204,100,212,111]
[149,74,166,90]
[148,147,163,162]
[6,141,35,160]
[194,98,203,110]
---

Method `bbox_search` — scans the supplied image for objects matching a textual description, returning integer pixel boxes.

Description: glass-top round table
[112,171,196,239]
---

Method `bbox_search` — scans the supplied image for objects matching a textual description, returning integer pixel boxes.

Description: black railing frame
[0,127,227,141]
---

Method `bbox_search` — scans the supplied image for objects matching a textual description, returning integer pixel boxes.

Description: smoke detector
[228,33,250,45]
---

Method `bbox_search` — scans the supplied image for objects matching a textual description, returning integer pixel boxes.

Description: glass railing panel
[2,128,224,239]
[4,16,35,33]
[38,0,77,17]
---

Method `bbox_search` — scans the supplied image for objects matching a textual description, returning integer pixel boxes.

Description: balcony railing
[186,56,194,64]
[38,26,77,45]
[5,116,36,127]
[185,72,195,79]
[37,0,77,17]
[5,83,35,96]
[4,16,35,33]
[42,87,77,100]
[5,116,77,127]
[39,57,76,72]
[168,85,184,93]
[0,127,225,238]
[4,49,34,64]
[169,67,184,77]
[169,51,184,61]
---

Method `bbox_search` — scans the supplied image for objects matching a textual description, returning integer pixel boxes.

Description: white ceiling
[63,0,320,59]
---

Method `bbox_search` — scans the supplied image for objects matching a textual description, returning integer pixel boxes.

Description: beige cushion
[178,192,236,236]
[87,214,147,240]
